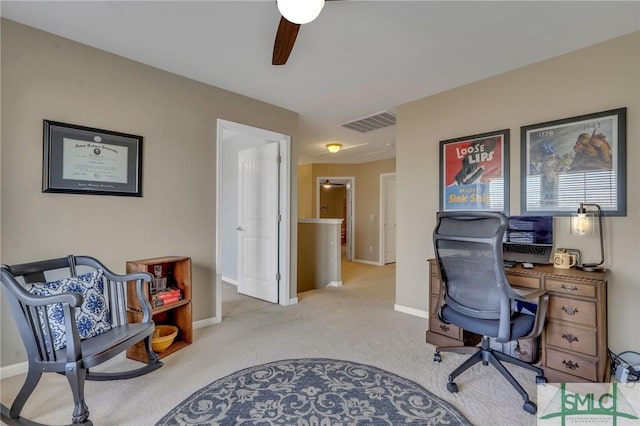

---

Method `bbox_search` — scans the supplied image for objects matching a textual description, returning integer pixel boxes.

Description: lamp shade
[277,0,325,25]
[571,203,605,271]
[326,143,342,153]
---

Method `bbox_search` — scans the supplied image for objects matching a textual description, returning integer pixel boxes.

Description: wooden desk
[426,259,609,383]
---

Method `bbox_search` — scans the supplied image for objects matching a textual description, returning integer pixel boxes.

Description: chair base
[4,357,162,425]
[1,403,93,426]
[86,360,163,381]
[435,337,546,414]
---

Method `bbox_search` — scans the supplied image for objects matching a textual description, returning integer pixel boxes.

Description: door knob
[236,226,245,231]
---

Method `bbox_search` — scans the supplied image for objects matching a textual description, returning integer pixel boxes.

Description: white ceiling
[2,1,639,164]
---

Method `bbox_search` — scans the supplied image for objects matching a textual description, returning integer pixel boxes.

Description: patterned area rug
[156,358,471,425]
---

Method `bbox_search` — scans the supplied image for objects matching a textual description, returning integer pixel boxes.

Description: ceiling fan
[321,179,346,189]
[272,0,339,65]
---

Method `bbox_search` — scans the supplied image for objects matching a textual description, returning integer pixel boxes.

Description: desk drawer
[429,315,461,340]
[546,279,595,298]
[546,322,597,356]
[507,274,540,289]
[549,296,596,327]
[546,348,598,381]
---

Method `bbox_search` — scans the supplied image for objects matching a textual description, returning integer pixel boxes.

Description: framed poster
[439,129,509,213]
[520,108,626,216]
[43,120,143,197]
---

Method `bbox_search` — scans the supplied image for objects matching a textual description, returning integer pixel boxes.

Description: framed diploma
[43,120,143,197]
[439,129,510,213]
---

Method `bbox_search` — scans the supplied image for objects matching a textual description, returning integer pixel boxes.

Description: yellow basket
[152,325,178,353]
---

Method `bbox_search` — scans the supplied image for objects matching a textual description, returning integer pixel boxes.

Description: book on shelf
[154,287,182,300]
[152,295,182,307]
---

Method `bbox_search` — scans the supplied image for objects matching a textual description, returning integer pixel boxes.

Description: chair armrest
[515,289,549,339]
[517,289,547,300]
[0,267,83,307]
[75,256,152,283]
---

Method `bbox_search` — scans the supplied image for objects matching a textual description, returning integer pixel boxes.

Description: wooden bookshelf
[125,256,193,362]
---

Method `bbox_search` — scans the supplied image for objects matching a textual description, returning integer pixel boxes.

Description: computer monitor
[503,216,553,264]
[505,216,553,244]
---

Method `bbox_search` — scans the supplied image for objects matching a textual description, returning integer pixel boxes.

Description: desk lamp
[571,203,605,272]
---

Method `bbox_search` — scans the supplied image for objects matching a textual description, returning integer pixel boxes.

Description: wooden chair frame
[1,255,162,425]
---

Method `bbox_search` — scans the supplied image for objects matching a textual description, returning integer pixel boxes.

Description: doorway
[215,119,292,323]
[315,176,355,262]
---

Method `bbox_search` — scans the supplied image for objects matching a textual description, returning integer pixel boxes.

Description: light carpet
[1,261,539,425]
[155,358,472,425]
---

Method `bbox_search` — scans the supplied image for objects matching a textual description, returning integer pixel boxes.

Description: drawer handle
[562,359,579,370]
[439,324,450,332]
[562,333,579,343]
[561,284,579,292]
[562,305,579,315]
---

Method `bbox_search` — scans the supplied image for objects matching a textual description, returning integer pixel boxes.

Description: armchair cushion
[26,268,112,350]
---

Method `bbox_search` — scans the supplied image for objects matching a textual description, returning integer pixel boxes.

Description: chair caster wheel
[523,400,537,414]
[536,375,547,384]
[434,353,441,362]
[447,382,458,393]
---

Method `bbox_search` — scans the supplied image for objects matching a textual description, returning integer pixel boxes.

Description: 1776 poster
[520,108,626,216]
[439,130,509,212]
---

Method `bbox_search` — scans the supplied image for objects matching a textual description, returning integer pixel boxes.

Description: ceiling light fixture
[277,0,325,25]
[326,143,342,154]
[322,179,332,189]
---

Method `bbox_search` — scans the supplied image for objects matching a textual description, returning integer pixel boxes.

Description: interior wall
[305,158,396,263]
[297,164,313,219]
[396,32,640,352]
[0,19,299,367]
[353,159,396,262]
[319,186,346,219]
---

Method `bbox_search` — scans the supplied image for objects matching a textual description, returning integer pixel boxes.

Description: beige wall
[301,158,396,262]
[297,163,313,218]
[297,220,342,293]
[319,186,346,219]
[396,32,640,352]
[0,19,299,366]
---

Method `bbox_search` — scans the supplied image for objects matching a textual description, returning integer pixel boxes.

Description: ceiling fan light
[326,143,342,153]
[277,0,325,25]
[322,179,332,189]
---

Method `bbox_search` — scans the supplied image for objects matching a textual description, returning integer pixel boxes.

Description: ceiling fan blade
[272,17,300,65]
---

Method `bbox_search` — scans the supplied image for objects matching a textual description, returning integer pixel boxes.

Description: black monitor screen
[505,216,553,245]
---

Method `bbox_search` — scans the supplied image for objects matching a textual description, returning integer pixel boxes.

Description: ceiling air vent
[342,111,396,133]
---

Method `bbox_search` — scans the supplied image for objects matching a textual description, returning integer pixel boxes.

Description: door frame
[215,119,292,323]
[379,172,396,265]
[315,176,355,261]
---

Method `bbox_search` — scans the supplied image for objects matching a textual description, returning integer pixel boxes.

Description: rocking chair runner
[1,255,163,425]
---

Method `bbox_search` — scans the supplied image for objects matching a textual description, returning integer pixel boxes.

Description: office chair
[432,211,548,414]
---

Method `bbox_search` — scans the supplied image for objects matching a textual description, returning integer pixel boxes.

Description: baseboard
[221,276,238,286]
[327,281,342,287]
[394,304,428,319]
[0,361,28,379]
[194,316,220,329]
[288,297,298,305]
[353,258,384,266]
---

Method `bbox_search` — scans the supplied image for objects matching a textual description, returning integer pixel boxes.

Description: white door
[345,183,353,261]
[383,174,396,264]
[237,143,279,303]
